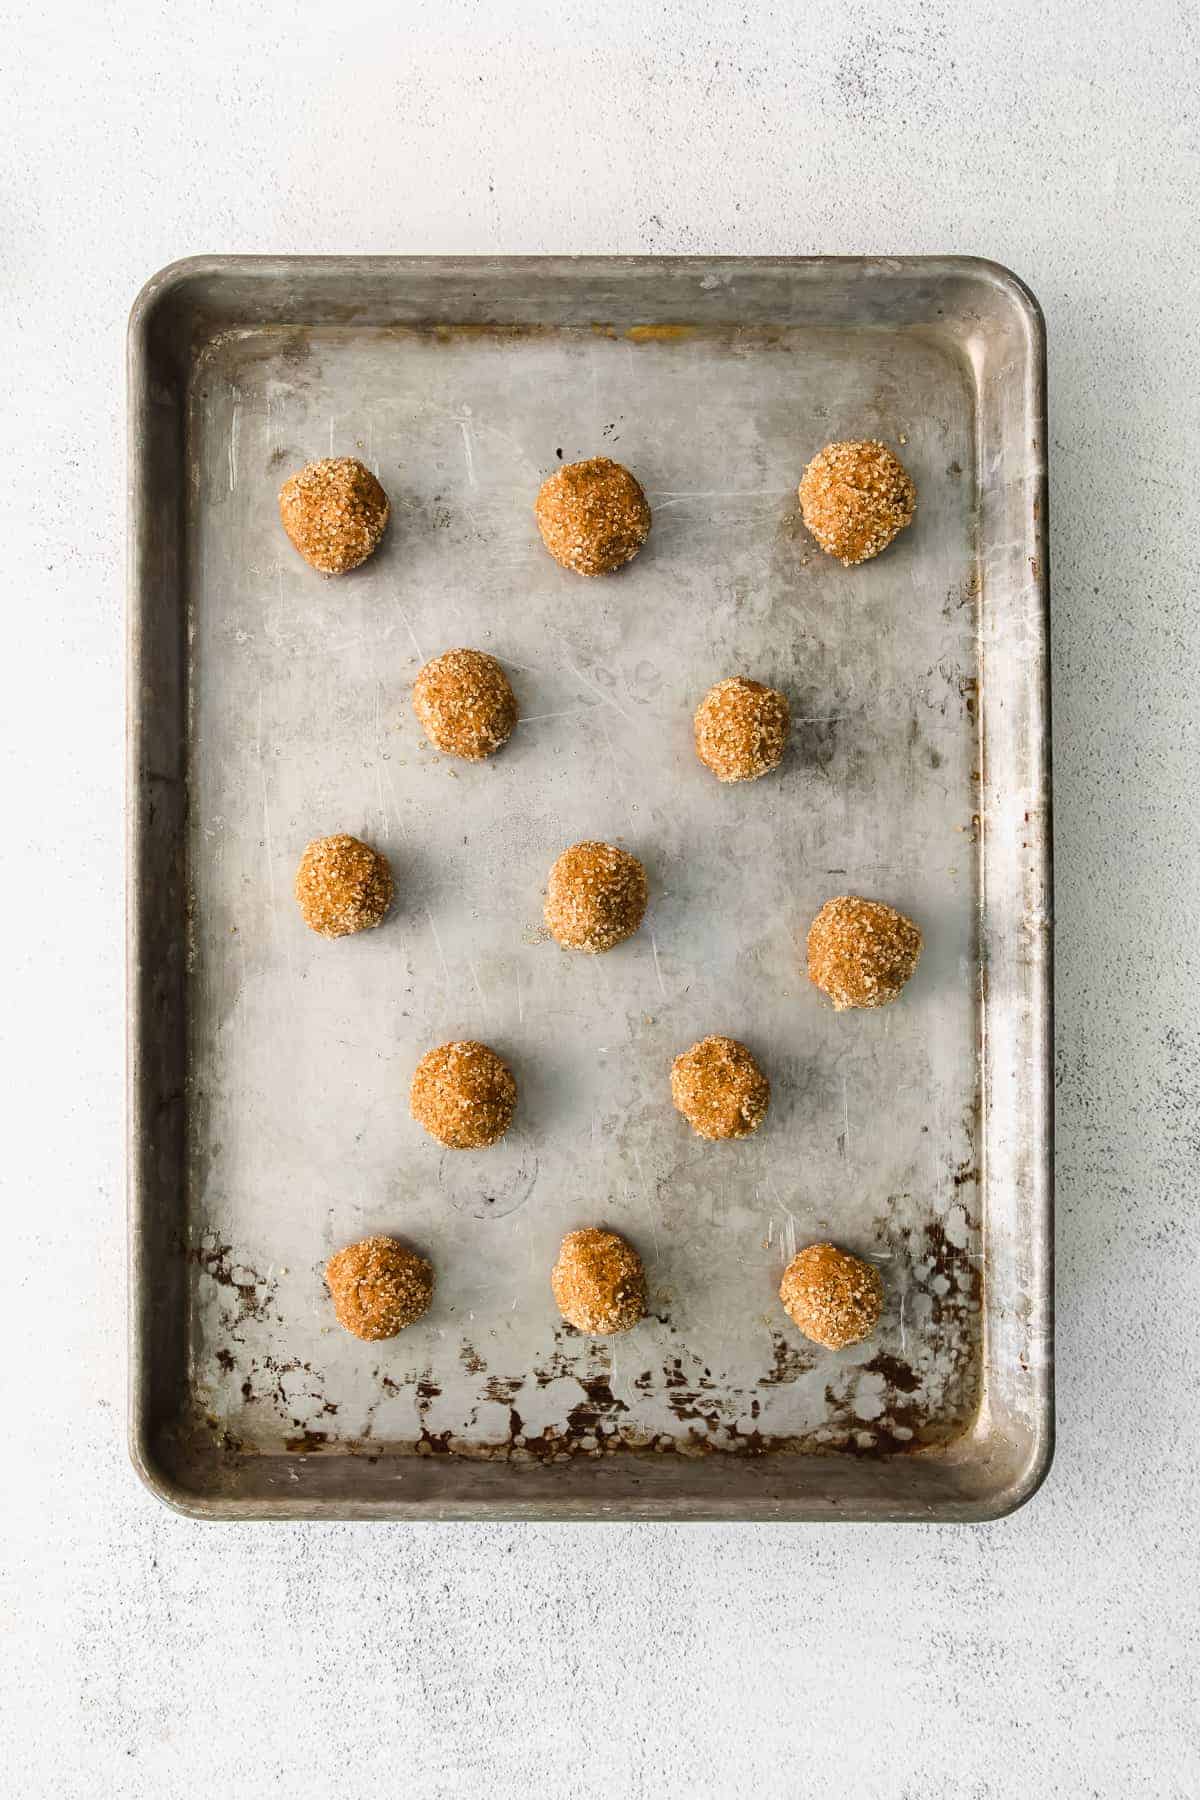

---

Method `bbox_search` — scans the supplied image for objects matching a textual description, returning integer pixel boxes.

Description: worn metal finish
[128,256,1051,1520]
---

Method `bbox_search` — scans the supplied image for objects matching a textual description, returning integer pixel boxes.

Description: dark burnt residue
[555,1370,633,1441]
[865,1352,921,1395]
[284,1430,328,1453]
[577,1374,627,1413]
[532,1332,581,1387]
[418,1429,453,1455]
[186,1238,277,1335]
[482,1375,524,1406]
[193,1194,981,1464]
[761,1332,812,1386]
[231,1352,328,1430]
[666,1394,723,1431]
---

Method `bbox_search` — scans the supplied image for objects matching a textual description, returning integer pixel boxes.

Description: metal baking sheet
[128,256,1052,1521]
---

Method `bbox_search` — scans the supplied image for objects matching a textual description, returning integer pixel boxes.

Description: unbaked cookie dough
[693,676,789,782]
[534,456,651,576]
[325,1235,434,1340]
[544,840,647,953]
[413,648,518,760]
[279,456,390,574]
[294,834,393,939]
[806,894,923,1010]
[670,1035,770,1141]
[798,439,915,566]
[410,1039,517,1149]
[780,1242,883,1349]
[551,1228,645,1335]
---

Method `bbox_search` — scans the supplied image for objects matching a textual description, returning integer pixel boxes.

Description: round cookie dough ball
[534,456,651,576]
[806,894,923,1011]
[670,1035,770,1141]
[279,456,390,574]
[410,1039,517,1150]
[551,1228,645,1335]
[325,1235,434,1341]
[544,840,648,954]
[295,833,393,939]
[694,676,790,783]
[798,439,916,567]
[780,1242,883,1350]
[413,647,518,761]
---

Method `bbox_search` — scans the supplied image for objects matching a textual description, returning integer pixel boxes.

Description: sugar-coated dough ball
[694,676,789,782]
[410,1040,517,1150]
[279,457,390,574]
[535,456,651,576]
[798,440,915,566]
[780,1242,883,1349]
[551,1228,645,1335]
[413,648,518,760]
[670,1035,770,1140]
[325,1235,434,1340]
[544,840,647,953]
[807,894,923,1010]
[294,834,393,938]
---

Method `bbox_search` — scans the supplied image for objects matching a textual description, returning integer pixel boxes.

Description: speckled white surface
[3,1,1198,1794]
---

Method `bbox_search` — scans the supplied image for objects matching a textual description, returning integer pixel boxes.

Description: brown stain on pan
[624,323,697,343]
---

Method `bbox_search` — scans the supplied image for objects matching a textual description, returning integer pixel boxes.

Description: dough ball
[279,456,390,574]
[295,833,393,938]
[534,456,651,576]
[410,1039,517,1150]
[694,676,790,782]
[798,440,915,566]
[544,840,648,953]
[670,1035,770,1140]
[551,1228,645,1335]
[325,1235,434,1340]
[413,648,517,760]
[780,1242,883,1350]
[807,894,922,1010]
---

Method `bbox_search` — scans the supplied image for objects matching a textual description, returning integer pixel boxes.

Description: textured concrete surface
[2,1,1198,1794]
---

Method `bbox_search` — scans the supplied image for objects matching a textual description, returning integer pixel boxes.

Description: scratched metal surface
[183,312,985,1465]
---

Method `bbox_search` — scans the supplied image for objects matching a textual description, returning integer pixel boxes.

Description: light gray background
[2,1,1196,1795]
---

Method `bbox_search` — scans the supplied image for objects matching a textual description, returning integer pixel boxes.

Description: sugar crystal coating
[806,894,922,1010]
[694,676,790,782]
[410,1040,517,1150]
[534,456,651,576]
[551,1228,645,1335]
[670,1035,770,1140]
[780,1242,883,1349]
[544,840,647,953]
[279,457,390,574]
[326,1235,434,1340]
[798,439,915,566]
[413,647,518,760]
[294,834,393,939]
